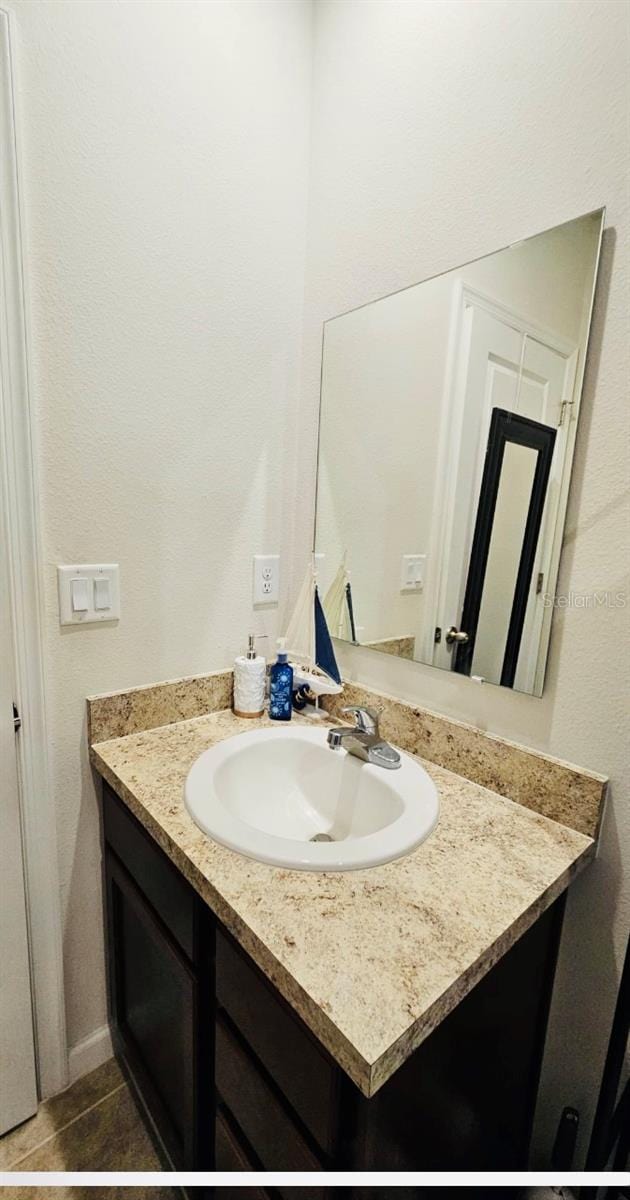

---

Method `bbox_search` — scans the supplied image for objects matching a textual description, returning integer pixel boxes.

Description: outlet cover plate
[253,555,280,605]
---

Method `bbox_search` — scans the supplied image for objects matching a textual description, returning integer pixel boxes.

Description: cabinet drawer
[103,782,195,960]
[216,926,337,1155]
[216,1014,325,1178]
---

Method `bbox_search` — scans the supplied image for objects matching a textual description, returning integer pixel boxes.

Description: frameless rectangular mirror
[314,209,604,695]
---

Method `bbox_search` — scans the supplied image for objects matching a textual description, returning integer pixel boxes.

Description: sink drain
[310,832,335,843]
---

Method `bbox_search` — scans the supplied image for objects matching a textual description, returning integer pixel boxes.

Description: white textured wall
[8,0,312,1055]
[298,0,629,1166]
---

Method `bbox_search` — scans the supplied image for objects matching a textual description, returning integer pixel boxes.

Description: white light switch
[58,564,120,625]
[71,577,89,612]
[400,554,426,592]
[94,577,111,610]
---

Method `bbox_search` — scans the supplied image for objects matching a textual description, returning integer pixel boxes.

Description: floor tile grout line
[7,1080,127,1169]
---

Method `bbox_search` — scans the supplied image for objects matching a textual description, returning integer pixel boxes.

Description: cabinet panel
[216,927,338,1156]
[103,783,195,959]
[215,1014,325,1180]
[105,850,210,1168]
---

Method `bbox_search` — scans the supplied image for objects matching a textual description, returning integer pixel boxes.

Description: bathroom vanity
[103,776,561,1175]
[90,670,606,1179]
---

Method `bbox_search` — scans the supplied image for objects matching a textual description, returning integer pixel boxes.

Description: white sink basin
[184,726,439,871]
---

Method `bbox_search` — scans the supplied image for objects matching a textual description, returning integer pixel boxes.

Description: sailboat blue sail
[314,586,341,685]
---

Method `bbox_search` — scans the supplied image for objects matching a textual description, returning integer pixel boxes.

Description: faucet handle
[341,705,381,735]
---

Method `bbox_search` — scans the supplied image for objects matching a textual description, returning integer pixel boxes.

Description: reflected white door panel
[431,306,522,671]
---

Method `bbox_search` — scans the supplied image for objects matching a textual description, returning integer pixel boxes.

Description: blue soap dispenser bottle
[269,638,293,721]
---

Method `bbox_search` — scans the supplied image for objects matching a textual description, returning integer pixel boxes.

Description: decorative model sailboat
[284,558,343,697]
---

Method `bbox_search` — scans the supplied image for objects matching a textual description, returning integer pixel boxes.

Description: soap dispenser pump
[269,638,293,721]
[233,634,267,718]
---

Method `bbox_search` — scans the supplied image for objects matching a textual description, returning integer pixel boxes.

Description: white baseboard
[67,1023,113,1085]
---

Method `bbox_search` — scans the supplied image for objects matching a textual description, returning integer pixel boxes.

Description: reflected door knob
[445,626,469,645]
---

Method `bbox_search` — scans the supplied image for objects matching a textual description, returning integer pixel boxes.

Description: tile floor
[0,1059,574,1198]
[1,1193,176,1199]
[0,1058,176,1196]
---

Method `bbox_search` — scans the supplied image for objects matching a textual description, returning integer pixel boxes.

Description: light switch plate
[400,554,426,592]
[57,564,120,625]
[253,555,280,605]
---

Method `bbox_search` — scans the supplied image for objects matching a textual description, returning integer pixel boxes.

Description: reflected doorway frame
[453,408,557,686]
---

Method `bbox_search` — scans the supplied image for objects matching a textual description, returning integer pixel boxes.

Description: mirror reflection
[314,210,603,695]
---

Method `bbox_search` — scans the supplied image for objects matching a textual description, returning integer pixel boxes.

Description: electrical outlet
[253,555,280,605]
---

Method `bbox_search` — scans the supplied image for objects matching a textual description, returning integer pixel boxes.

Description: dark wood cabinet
[101,782,564,1178]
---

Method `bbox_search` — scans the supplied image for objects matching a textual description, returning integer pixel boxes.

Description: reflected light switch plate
[58,564,120,625]
[400,554,426,592]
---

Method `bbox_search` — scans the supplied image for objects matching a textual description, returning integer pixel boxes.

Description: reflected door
[430,306,522,673]
[432,298,576,688]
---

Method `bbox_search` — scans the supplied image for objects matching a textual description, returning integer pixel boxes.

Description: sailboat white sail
[323,560,349,640]
[284,558,342,697]
[323,555,358,643]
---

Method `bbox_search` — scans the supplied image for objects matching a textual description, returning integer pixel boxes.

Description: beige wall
[7,0,312,1059]
[298,0,629,1166]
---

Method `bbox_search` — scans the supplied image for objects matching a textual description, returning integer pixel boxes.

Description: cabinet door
[103,783,196,958]
[105,849,212,1169]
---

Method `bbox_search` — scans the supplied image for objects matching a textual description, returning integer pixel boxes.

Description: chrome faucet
[327,705,401,770]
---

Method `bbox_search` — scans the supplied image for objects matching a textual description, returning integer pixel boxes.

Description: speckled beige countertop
[89,677,606,1098]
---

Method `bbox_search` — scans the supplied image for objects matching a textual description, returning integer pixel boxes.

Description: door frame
[422,281,578,673]
[0,7,68,1099]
